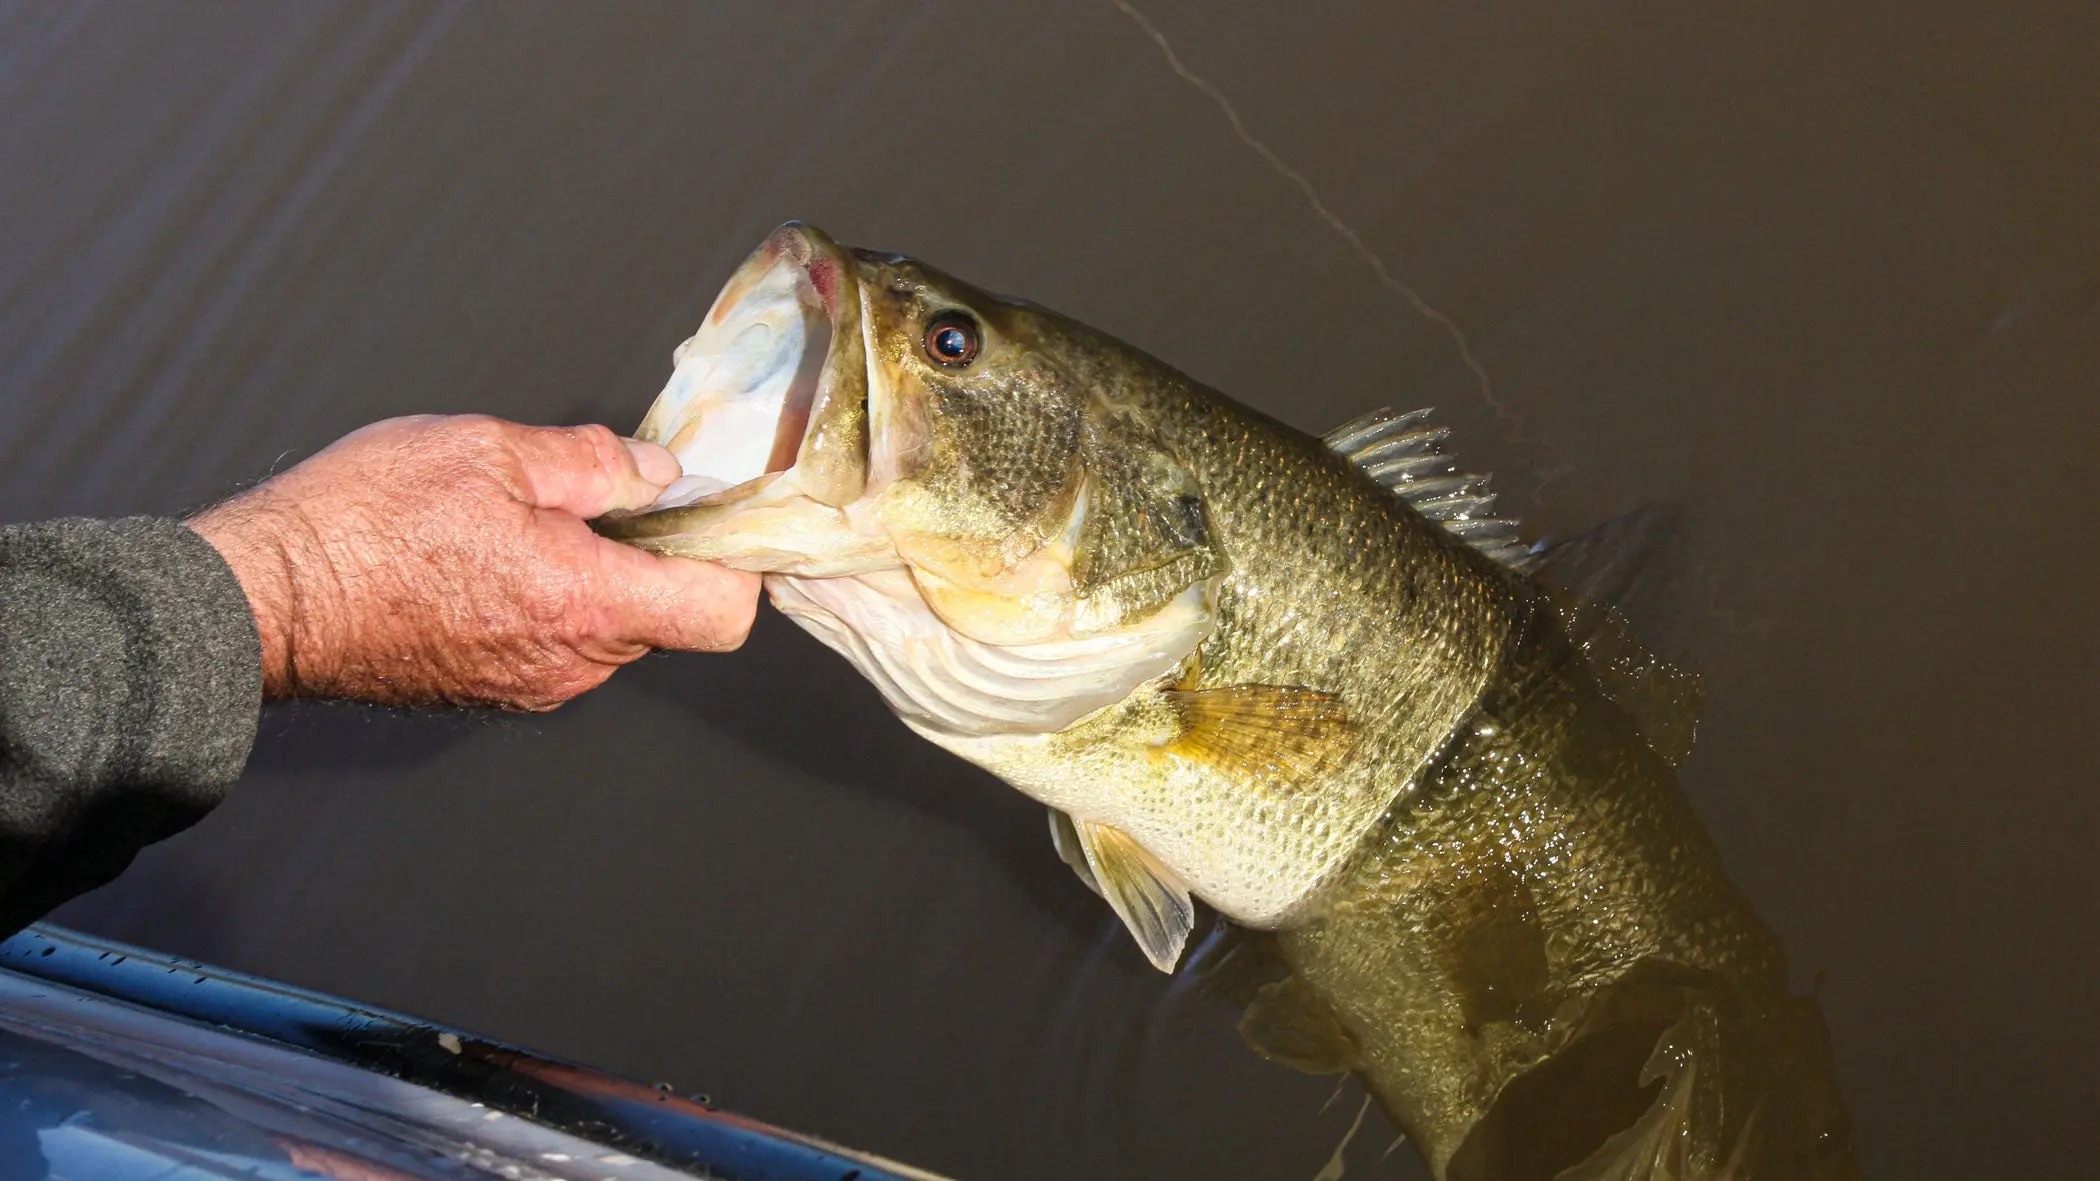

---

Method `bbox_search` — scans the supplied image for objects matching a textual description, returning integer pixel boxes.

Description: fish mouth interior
[637,224,852,508]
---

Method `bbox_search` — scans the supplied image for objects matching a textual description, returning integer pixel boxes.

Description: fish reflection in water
[597,223,1860,1181]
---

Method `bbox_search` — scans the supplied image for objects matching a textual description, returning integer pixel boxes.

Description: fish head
[601,222,1222,656]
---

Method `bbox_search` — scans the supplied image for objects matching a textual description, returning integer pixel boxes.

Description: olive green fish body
[1261,606,1859,1177]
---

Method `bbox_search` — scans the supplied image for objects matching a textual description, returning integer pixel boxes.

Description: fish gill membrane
[593,224,1862,1181]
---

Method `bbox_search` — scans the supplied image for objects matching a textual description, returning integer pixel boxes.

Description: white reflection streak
[1109,0,1518,436]
[1313,1092,1376,1180]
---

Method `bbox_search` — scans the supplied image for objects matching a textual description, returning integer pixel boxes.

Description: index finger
[502,422,680,517]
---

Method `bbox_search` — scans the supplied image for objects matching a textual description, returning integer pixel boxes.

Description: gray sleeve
[0,517,262,936]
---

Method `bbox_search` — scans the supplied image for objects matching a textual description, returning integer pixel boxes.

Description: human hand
[187,415,760,711]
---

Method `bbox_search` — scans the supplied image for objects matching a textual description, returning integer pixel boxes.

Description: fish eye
[922,312,981,368]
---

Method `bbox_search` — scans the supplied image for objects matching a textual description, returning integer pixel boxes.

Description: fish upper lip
[769,221,855,322]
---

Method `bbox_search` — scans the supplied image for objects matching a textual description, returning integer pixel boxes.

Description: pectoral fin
[1163,685,1356,792]
[1072,819,1194,973]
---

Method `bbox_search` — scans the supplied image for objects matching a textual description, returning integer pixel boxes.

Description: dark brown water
[3,3,2092,1178]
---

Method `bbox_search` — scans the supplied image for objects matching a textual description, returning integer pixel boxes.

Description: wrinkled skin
[599,225,1860,1180]
[191,415,760,711]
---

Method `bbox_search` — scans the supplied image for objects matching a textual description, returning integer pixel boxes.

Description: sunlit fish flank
[596,224,1861,1181]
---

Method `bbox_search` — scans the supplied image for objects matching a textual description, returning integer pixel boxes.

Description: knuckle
[568,422,621,457]
[560,424,627,489]
[493,645,595,712]
[706,598,760,651]
[509,424,622,505]
[361,414,442,438]
[448,414,514,454]
[410,416,510,470]
[449,412,506,435]
[527,663,612,711]
[537,582,593,637]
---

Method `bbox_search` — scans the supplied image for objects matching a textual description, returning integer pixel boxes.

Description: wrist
[187,491,335,699]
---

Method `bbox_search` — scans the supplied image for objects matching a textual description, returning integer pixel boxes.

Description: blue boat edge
[0,923,954,1181]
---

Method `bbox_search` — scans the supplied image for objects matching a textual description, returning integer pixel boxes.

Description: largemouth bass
[597,224,1860,1180]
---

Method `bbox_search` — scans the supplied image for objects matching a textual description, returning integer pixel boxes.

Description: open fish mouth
[595,223,885,572]
[634,222,861,508]
[621,222,869,508]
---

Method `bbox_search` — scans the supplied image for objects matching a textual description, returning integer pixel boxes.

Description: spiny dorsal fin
[1326,412,1707,763]
[1323,406,1534,569]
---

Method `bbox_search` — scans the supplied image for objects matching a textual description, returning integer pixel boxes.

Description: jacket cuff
[2,517,262,798]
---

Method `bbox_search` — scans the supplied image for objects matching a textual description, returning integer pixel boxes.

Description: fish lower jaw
[601,472,898,576]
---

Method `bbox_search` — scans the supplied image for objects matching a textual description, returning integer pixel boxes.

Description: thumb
[592,538,763,652]
[505,423,681,518]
